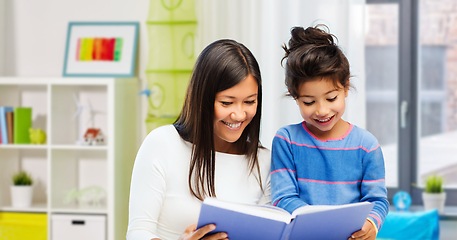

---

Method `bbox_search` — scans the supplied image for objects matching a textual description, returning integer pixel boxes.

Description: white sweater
[127,125,271,240]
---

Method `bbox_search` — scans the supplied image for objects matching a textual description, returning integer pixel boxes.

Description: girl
[127,39,270,240]
[271,25,389,240]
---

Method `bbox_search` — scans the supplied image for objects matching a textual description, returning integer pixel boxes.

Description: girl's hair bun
[284,25,336,57]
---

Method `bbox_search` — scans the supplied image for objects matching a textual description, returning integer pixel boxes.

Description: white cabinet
[52,214,106,240]
[0,77,138,240]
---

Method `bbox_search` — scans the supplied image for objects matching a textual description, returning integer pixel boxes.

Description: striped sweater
[271,121,389,231]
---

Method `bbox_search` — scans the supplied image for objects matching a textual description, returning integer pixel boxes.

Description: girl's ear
[289,89,300,104]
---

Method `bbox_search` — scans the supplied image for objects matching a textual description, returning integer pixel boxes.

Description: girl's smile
[314,115,335,125]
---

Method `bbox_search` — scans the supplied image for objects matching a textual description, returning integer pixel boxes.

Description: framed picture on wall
[63,22,139,77]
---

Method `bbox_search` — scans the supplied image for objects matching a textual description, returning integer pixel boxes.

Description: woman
[127,39,270,240]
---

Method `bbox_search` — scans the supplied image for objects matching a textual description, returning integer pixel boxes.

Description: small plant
[424,174,443,193]
[12,171,33,186]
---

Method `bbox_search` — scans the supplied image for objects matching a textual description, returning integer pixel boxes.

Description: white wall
[3,0,149,78]
[0,0,5,75]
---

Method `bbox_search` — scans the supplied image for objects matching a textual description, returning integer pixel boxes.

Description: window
[365,2,400,188]
[366,0,457,205]
[418,0,457,188]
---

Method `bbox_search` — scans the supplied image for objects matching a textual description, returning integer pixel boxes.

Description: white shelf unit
[0,77,139,240]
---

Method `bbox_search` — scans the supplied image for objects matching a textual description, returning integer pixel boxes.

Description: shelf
[51,145,108,150]
[0,145,108,150]
[51,203,108,215]
[0,144,47,149]
[0,203,47,213]
[0,77,138,240]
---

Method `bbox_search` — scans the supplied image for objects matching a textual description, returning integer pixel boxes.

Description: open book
[197,197,375,240]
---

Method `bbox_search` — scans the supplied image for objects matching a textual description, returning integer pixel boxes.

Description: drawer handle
[72,220,85,225]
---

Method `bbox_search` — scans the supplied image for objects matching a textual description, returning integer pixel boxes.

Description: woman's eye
[245,100,256,104]
[327,96,337,102]
[303,101,314,106]
[221,101,232,106]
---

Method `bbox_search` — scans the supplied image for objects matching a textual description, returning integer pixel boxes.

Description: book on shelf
[0,106,14,144]
[6,111,14,143]
[197,197,375,240]
[13,107,32,144]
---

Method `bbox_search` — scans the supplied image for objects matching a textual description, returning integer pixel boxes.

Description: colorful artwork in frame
[63,22,139,77]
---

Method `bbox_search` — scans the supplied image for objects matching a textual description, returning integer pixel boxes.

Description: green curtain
[145,0,197,133]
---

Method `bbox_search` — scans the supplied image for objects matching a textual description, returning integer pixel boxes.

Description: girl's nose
[316,102,330,117]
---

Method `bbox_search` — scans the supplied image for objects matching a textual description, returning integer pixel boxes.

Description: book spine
[0,107,12,144]
[13,107,32,144]
[279,220,296,240]
[6,111,13,143]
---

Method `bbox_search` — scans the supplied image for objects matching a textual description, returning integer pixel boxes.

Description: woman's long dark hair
[174,39,263,201]
[282,25,351,98]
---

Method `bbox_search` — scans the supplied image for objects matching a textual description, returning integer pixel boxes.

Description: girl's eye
[303,101,314,106]
[245,100,256,104]
[327,96,337,102]
[221,101,232,106]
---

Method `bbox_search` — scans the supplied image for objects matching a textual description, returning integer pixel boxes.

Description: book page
[291,201,372,218]
[203,197,292,223]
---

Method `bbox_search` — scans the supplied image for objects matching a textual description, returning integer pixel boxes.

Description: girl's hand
[178,223,228,240]
[348,220,377,240]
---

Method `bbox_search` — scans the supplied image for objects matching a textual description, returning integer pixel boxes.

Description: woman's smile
[222,120,243,130]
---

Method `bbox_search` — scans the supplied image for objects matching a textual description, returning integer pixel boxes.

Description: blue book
[197,197,375,240]
[0,106,14,144]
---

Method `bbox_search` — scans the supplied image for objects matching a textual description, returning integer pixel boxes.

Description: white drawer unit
[52,214,106,240]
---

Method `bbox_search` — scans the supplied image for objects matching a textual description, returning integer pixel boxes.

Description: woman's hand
[178,223,228,240]
[348,220,377,240]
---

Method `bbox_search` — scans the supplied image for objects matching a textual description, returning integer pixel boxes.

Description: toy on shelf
[83,128,104,145]
[72,94,105,145]
[64,186,106,207]
[72,94,92,145]
[29,128,46,144]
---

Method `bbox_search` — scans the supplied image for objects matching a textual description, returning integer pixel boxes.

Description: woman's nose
[230,107,246,121]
